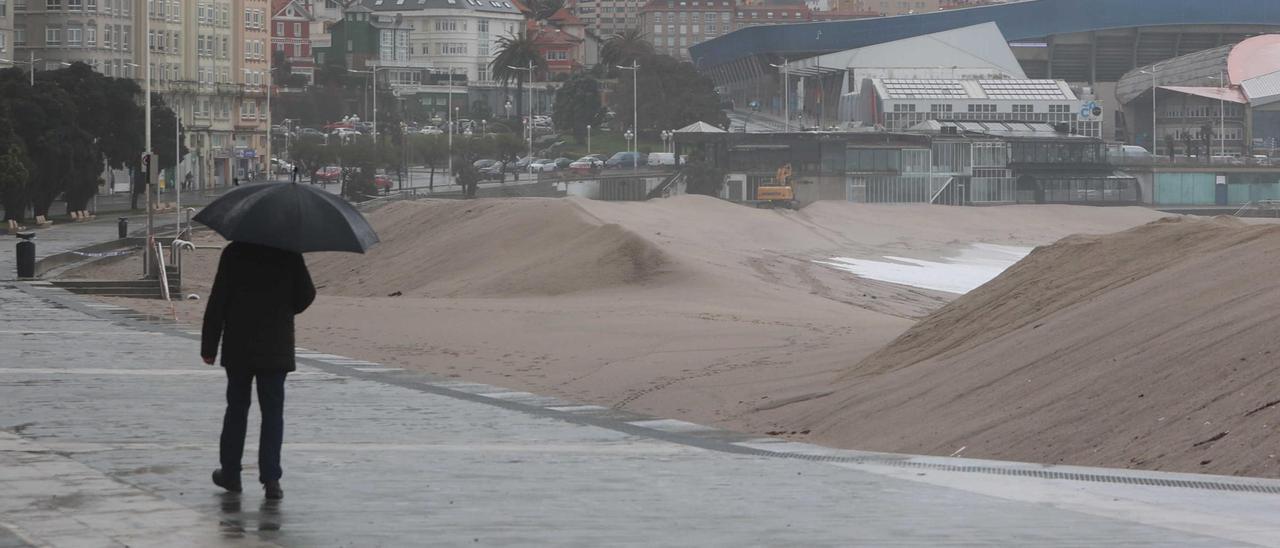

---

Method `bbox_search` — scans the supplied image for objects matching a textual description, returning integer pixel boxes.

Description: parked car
[271,157,294,174]
[418,126,444,135]
[479,162,506,181]
[528,158,558,173]
[374,174,394,191]
[512,156,535,171]
[554,157,573,169]
[646,152,687,167]
[605,151,647,169]
[298,127,324,138]
[313,166,341,182]
[473,159,499,169]
[568,156,604,173]
[332,128,363,139]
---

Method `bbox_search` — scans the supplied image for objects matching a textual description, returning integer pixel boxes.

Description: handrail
[155,241,171,302]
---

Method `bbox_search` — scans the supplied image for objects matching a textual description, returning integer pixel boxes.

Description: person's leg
[219,368,254,481]
[256,371,288,484]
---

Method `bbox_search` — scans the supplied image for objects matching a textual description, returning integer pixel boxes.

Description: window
[892,104,916,112]
[930,104,952,113]
[276,22,283,35]
[14,0,24,11]
[967,104,996,113]
[1049,104,1071,114]
[46,0,61,9]
[67,0,80,9]
[706,22,716,33]
[46,26,63,45]
[1012,104,1034,114]
[85,25,95,46]
[293,23,301,35]
[14,27,26,46]
[66,25,82,46]
[0,32,5,53]
[546,50,567,60]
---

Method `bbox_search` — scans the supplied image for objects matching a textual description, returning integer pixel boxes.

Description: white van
[646,152,687,166]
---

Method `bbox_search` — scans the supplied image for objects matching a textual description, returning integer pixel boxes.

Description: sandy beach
[71,196,1191,471]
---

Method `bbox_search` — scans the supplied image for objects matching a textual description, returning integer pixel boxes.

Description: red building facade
[272,0,316,84]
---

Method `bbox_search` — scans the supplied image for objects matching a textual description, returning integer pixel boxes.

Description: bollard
[118,217,128,239]
[16,232,35,279]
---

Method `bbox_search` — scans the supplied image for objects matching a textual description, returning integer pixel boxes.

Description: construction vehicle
[753,163,798,209]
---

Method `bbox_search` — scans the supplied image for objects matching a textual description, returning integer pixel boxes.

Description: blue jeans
[220,368,288,484]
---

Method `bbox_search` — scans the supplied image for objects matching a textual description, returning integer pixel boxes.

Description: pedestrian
[292,165,300,184]
[202,241,316,500]
[232,176,239,187]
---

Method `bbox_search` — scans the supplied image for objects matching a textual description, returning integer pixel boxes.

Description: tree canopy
[552,73,605,144]
[608,53,728,134]
[0,62,183,220]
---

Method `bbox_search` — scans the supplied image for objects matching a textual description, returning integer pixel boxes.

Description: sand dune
[71,196,1187,474]
[307,199,669,298]
[783,216,1280,477]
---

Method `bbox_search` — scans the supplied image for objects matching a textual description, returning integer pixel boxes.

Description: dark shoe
[212,469,242,493]
[264,481,283,500]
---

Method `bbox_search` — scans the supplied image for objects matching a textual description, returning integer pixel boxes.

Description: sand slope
[786,217,1280,477]
[307,199,669,297]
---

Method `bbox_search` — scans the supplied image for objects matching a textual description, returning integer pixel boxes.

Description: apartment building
[0,0,12,66]
[637,0,731,61]
[233,0,270,177]
[12,0,138,76]
[830,0,940,15]
[360,0,522,84]
[574,0,641,37]
[187,0,240,187]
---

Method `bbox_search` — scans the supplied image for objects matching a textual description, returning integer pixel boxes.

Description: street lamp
[0,52,42,85]
[587,124,592,155]
[1139,64,1161,154]
[1206,73,1228,159]
[660,129,672,154]
[769,61,789,132]
[616,60,640,170]
[506,62,535,158]
[624,129,635,169]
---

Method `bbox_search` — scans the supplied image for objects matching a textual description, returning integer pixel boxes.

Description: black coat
[201,242,316,371]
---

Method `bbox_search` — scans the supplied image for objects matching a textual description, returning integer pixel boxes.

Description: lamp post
[587,124,591,155]
[1207,73,1228,158]
[1140,63,1161,154]
[769,61,789,132]
[144,2,154,276]
[506,62,535,158]
[624,129,635,169]
[661,129,672,154]
[616,60,640,170]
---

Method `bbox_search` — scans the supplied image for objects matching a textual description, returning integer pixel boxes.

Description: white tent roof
[674,121,726,133]
[788,22,1027,79]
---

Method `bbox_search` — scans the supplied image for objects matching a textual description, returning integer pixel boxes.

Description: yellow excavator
[754,163,797,209]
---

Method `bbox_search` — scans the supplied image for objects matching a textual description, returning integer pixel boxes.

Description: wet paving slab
[4,284,1280,547]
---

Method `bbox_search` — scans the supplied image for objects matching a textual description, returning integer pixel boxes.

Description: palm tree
[602,28,654,69]
[490,33,546,141]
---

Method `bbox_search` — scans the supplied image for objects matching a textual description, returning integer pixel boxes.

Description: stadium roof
[689,0,1280,70]
[871,78,1076,102]
[786,22,1024,78]
[1118,35,1280,106]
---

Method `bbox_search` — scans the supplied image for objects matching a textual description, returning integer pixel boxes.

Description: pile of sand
[781,216,1280,477]
[71,196,1206,475]
[306,199,669,298]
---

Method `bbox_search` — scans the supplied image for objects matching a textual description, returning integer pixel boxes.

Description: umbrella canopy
[193,183,379,254]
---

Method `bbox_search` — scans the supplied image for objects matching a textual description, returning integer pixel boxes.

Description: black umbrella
[192,183,379,253]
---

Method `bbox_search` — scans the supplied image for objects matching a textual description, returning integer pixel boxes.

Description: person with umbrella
[196,182,378,500]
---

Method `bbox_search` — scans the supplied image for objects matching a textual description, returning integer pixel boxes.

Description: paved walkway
[4,282,1280,546]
